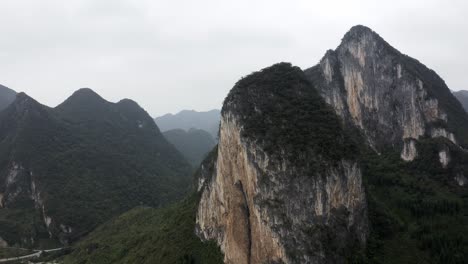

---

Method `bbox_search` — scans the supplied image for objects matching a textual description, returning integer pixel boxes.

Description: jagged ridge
[305,25,468,162]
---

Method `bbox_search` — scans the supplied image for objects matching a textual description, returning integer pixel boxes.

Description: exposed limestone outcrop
[401,139,418,161]
[0,161,68,243]
[196,63,367,264]
[438,149,450,168]
[454,173,467,186]
[430,128,456,144]
[305,25,465,162]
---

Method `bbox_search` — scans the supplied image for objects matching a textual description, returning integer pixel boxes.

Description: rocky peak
[341,25,386,44]
[305,25,468,162]
[336,25,400,69]
[341,25,380,44]
[196,63,367,264]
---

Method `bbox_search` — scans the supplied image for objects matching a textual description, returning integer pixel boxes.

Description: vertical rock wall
[196,113,367,264]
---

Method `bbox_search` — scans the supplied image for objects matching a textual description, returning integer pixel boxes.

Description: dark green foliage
[61,194,223,264]
[223,63,357,169]
[163,128,216,167]
[0,248,34,258]
[0,89,192,246]
[358,141,468,264]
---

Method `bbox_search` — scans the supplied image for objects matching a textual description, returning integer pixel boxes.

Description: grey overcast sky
[0,0,466,116]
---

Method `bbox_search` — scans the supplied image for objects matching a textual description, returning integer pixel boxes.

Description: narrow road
[0,247,64,263]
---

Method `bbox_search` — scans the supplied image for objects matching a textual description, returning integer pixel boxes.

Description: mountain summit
[305,25,468,162]
[0,88,192,247]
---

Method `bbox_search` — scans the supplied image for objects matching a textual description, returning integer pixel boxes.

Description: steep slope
[155,109,220,139]
[305,25,468,162]
[57,149,223,264]
[0,89,192,247]
[60,194,223,264]
[0,85,16,111]
[36,26,468,264]
[361,145,468,263]
[196,63,367,264]
[163,128,216,167]
[453,90,468,112]
[304,25,468,263]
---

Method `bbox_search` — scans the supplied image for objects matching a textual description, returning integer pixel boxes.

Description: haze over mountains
[163,128,216,167]
[1,25,468,264]
[154,109,220,139]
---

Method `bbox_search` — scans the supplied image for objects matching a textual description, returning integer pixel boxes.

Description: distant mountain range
[163,128,216,167]
[454,90,468,112]
[0,88,192,247]
[154,109,220,139]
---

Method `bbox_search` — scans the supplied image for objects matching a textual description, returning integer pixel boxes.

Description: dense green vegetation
[0,248,33,258]
[223,63,357,169]
[61,194,223,264]
[163,128,216,167]
[0,89,192,246]
[0,201,59,249]
[357,139,468,264]
[2,60,466,264]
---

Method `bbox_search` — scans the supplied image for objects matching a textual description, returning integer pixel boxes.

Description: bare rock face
[196,63,367,264]
[401,139,418,161]
[305,25,468,163]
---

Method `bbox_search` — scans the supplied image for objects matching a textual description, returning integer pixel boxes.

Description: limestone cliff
[305,25,468,165]
[196,63,367,264]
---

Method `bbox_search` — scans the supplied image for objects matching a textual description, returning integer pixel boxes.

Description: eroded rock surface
[196,63,367,264]
[305,25,467,162]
